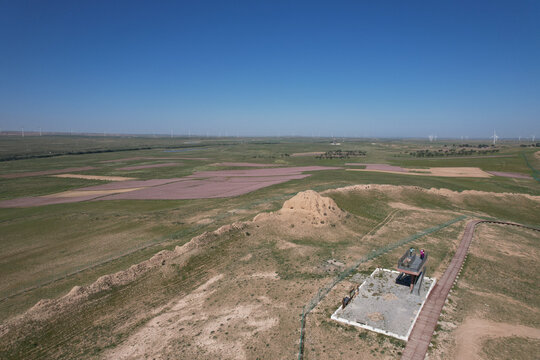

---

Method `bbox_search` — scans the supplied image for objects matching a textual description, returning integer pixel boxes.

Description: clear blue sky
[1,0,539,138]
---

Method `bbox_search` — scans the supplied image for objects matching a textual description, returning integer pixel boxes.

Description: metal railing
[297,214,467,359]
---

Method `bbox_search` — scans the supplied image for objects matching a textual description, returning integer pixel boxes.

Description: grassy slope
[1,140,538,313]
[431,224,540,359]
[0,137,538,359]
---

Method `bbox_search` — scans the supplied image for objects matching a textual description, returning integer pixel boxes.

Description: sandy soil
[347,166,492,178]
[116,162,182,171]
[52,174,135,181]
[424,167,492,177]
[103,275,226,359]
[0,166,96,179]
[454,318,540,359]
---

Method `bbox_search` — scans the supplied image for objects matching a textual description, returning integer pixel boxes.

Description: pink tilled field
[0,166,97,179]
[486,171,532,179]
[101,175,308,200]
[0,166,341,207]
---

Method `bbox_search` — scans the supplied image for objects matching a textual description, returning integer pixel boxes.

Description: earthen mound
[254,190,346,226]
[281,190,344,221]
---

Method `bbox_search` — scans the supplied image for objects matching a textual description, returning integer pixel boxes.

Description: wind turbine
[533,135,536,142]
[491,130,499,145]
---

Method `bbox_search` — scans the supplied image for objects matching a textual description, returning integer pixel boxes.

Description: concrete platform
[331,268,435,340]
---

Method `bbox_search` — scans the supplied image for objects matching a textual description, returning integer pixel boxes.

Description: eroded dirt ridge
[1,186,538,359]
[0,190,344,341]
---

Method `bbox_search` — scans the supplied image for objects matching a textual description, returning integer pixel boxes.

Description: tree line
[409,148,500,157]
[316,149,366,159]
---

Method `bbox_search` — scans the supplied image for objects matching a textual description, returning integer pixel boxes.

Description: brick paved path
[401,219,539,360]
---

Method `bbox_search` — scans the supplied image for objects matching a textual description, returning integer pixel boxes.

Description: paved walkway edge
[401,220,540,360]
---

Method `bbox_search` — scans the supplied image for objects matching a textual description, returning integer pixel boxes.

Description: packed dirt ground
[1,184,539,359]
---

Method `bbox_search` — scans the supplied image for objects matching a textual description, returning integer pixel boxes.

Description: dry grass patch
[432,224,540,359]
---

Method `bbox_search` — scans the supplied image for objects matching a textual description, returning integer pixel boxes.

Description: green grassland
[0,135,538,358]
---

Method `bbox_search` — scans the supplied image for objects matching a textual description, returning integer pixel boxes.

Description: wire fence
[297,214,467,360]
[521,151,540,183]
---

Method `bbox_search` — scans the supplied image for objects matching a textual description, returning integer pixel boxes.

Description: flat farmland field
[0,136,539,359]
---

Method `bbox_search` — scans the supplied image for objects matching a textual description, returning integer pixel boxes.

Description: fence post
[295,215,467,359]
